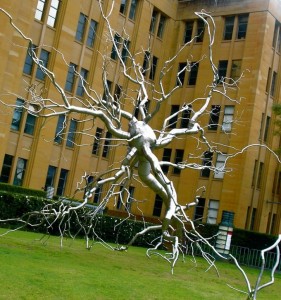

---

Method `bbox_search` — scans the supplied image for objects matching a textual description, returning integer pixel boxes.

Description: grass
[0,229,280,300]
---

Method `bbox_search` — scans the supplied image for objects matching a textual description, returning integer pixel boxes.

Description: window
[36,49,50,80]
[177,62,187,86]
[195,19,205,43]
[120,0,128,15]
[257,162,264,189]
[270,71,277,97]
[126,186,135,211]
[208,105,221,130]
[47,0,60,27]
[150,10,157,33]
[193,197,205,221]
[54,115,66,144]
[103,80,112,102]
[150,9,166,38]
[121,40,131,63]
[45,165,57,188]
[152,195,163,217]
[114,84,122,103]
[217,60,228,83]
[142,51,150,76]
[168,105,180,129]
[11,98,24,131]
[120,0,138,20]
[201,151,213,178]
[230,60,241,81]
[134,99,150,120]
[173,149,184,175]
[214,153,226,179]
[57,168,68,196]
[35,0,46,21]
[266,68,272,93]
[264,116,270,142]
[13,158,27,186]
[76,68,88,96]
[87,20,98,47]
[93,186,102,204]
[35,0,60,28]
[65,63,77,92]
[250,207,256,230]
[149,56,158,80]
[161,148,172,174]
[180,106,192,128]
[76,13,87,42]
[102,131,112,158]
[0,154,14,183]
[92,127,103,155]
[66,119,77,148]
[111,33,121,60]
[222,105,234,132]
[128,0,138,20]
[157,15,166,38]
[223,16,234,40]
[207,200,219,224]
[187,62,199,85]
[184,21,193,43]
[237,14,248,39]
[23,44,36,75]
[277,25,281,53]
[273,21,279,48]
[24,112,37,135]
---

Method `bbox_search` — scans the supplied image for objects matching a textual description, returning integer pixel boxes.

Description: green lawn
[0,229,280,300]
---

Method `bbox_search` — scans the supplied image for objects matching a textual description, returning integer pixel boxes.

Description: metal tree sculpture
[0,2,280,298]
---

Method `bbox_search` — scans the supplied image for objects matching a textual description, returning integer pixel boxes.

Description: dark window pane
[194,197,205,221]
[24,113,36,135]
[129,0,137,20]
[157,14,166,38]
[217,60,228,84]
[65,63,77,92]
[208,105,221,130]
[120,0,128,15]
[75,13,87,42]
[173,149,184,174]
[0,154,13,183]
[177,62,187,86]
[188,62,199,85]
[45,165,57,188]
[149,56,158,80]
[184,21,193,43]
[223,16,234,40]
[161,148,172,174]
[57,168,68,196]
[87,20,98,47]
[150,10,157,33]
[11,98,24,131]
[237,14,248,39]
[201,151,213,178]
[92,127,103,155]
[102,132,112,158]
[180,106,192,128]
[36,49,50,80]
[168,105,179,129]
[13,158,27,186]
[153,195,163,217]
[196,19,204,42]
[54,115,66,144]
[76,68,88,96]
[66,119,77,147]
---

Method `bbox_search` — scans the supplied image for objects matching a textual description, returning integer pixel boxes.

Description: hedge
[0,188,278,250]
